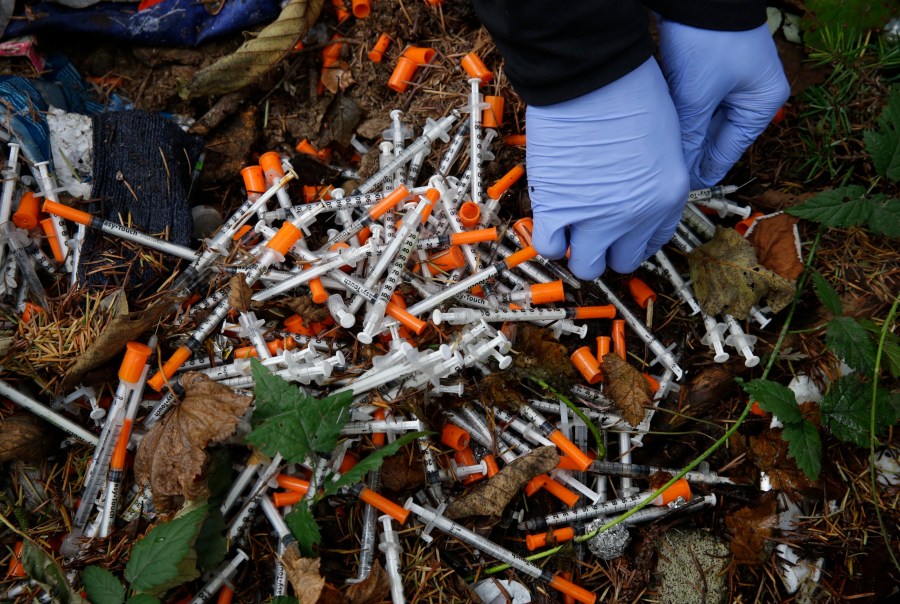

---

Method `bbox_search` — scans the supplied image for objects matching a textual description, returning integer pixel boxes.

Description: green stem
[869,292,900,573]
[484,229,823,576]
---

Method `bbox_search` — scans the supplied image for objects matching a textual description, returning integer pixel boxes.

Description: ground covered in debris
[0,1,898,603]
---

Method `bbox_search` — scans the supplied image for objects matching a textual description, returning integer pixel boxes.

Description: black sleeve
[472,0,654,107]
[643,0,767,31]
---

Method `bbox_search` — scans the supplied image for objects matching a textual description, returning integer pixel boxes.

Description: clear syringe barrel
[251,242,373,302]
[0,222,48,308]
[353,114,457,194]
[189,549,248,604]
[35,162,69,261]
[0,143,19,224]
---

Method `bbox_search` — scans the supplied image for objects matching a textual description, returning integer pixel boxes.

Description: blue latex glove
[527,58,689,280]
[656,18,790,189]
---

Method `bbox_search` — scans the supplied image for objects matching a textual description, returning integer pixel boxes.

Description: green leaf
[859,319,900,378]
[324,432,429,497]
[195,508,227,571]
[786,185,871,227]
[246,359,354,463]
[820,375,873,447]
[782,420,822,481]
[863,84,900,182]
[285,505,321,558]
[126,596,162,604]
[811,271,842,316]
[82,566,125,604]
[826,316,877,373]
[125,505,208,595]
[742,379,802,424]
[866,196,900,238]
[270,597,300,604]
[22,541,86,604]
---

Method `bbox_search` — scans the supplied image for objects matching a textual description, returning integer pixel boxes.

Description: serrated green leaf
[324,432,430,497]
[82,566,125,604]
[125,506,208,595]
[826,316,877,373]
[22,541,86,604]
[866,196,900,237]
[859,319,900,379]
[247,359,354,463]
[270,597,300,604]
[782,420,822,481]
[786,185,870,227]
[126,595,161,604]
[820,375,873,447]
[285,506,321,558]
[811,271,842,316]
[863,84,900,182]
[742,379,802,424]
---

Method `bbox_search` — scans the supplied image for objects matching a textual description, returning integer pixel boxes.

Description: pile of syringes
[0,49,764,604]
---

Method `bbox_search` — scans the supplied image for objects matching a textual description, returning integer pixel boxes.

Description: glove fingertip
[532,220,568,261]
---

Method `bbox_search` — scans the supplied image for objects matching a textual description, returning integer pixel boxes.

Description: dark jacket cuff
[644,0,767,31]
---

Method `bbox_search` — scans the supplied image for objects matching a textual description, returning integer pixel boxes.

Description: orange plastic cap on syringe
[148,345,192,391]
[386,302,427,335]
[351,0,370,18]
[596,335,611,363]
[548,574,597,604]
[505,134,526,146]
[241,165,267,197]
[574,305,616,320]
[259,152,286,178]
[40,218,66,263]
[627,277,657,309]
[487,165,525,200]
[457,201,481,228]
[525,527,575,551]
[119,341,152,384]
[451,227,497,246]
[505,245,537,267]
[276,474,311,494]
[548,430,592,472]
[440,423,470,450]
[403,46,436,66]
[424,245,466,272]
[511,217,534,246]
[368,33,391,62]
[570,346,602,385]
[530,280,565,305]
[358,487,410,524]
[273,491,304,507]
[370,184,409,219]
[612,319,626,359]
[41,199,92,226]
[266,222,302,256]
[461,52,493,84]
[653,478,691,506]
[540,475,580,507]
[387,56,418,93]
[309,277,329,304]
[482,95,505,129]
[13,192,41,229]
[735,211,764,236]
[295,139,318,156]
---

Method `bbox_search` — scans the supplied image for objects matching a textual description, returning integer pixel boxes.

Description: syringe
[687,184,740,203]
[405,500,597,604]
[0,222,48,307]
[432,304,615,326]
[585,459,736,486]
[0,143,20,273]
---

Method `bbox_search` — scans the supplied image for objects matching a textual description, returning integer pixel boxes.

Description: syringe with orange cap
[433,304,615,327]
[60,341,153,556]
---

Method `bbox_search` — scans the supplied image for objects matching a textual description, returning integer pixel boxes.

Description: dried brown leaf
[749,430,815,494]
[184,0,326,98]
[282,546,325,603]
[601,354,651,427]
[446,446,559,519]
[134,373,252,509]
[747,213,803,281]
[0,413,59,463]
[344,560,389,604]
[479,373,529,410]
[726,496,778,564]
[672,366,739,428]
[61,302,169,392]
[689,226,796,320]
[379,451,425,493]
[228,275,253,313]
[320,61,354,95]
[319,94,362,149]
[280,295,332,323]
[512,324,578,391]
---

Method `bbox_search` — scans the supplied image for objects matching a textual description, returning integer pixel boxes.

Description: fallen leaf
[748,189,816,214]
[228,275,253,313]
[134,373,252,509]
[184,0,325,98]
[446,446,559,519]
[511,324,578,392]
[0,413,59,463]
[280,295,332,323]
[21,541,87,604]
[320,61,355,95]
[61,302,169,392]
[282,546,325,603]
[601,354,652,427]
[319,94,362,149]
[479,373,529,410]
[747,213,804,281]
[749,430,815,494]
[379,450,425,493]
[689,226,796,320]
[672,366,739,428]
[344,560,390,604]
[726,496,778,564]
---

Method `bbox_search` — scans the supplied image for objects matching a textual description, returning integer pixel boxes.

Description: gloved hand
[656,17,790,189]
[527,58,689,280]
